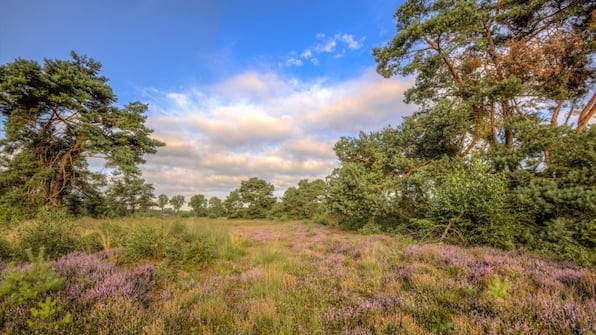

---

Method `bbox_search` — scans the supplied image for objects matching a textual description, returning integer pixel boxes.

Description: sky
[0,0,416,199]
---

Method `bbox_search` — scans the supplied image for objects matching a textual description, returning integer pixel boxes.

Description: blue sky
[1,0,416,199]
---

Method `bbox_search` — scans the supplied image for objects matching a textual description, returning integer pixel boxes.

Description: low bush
[17,207,79,260]
[0,237,12,261]
[121,220,220,266]
[0,248,63,305]
[0,205,24,228]
[122,223,168,261]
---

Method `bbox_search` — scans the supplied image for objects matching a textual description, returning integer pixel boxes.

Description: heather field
[0,217,594,334]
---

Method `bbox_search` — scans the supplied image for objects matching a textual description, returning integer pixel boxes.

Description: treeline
[154,178,326,221]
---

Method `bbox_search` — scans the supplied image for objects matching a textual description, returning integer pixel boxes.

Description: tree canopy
[0,52,164,213]
[374,0,595,152]
[326,0,595,264]
[224,177,276,219]
[189,194,208,217]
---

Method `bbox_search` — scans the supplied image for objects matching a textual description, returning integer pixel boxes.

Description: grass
[0,217,595,334]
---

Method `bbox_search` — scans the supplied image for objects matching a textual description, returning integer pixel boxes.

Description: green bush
[0,205,24,228]
[178,239,216,265]
[164,222,217,265]
[122,220,218,266]
[122,223,168,261]
[0,237,12,261]
[18,207,79,260]
[0,248,63,305]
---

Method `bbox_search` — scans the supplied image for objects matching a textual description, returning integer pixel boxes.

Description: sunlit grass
[1,217,594,334]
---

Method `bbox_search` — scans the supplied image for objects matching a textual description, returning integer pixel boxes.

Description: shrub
[121,220,220,266]
[0,248,63,305]
[27,296,72,332]
[488,274,509,299]
[0,236,12,261]
[164,222,217,266]
[18,207,79,260]
[122,223,168,261]
[178,239,216,265]
[0,205,24,228]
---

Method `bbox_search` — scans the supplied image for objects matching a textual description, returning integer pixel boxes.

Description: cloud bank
[141,67,415,199]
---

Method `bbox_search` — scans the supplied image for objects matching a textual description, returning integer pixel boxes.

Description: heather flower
[53,252,156,307]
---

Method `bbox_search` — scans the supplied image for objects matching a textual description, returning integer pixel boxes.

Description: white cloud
[285,57,303,67]
[300,49,312,58]
[284,32,366,67]
[315,38,337,53]
[335,33,363,49]
[141,68,415,198]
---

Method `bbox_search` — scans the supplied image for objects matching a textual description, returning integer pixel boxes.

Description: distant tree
[0,52,164,214]
[105,171,156,217]
[281,179,326,219]
[189,194,208,217]
[223,190,243,219]
[169,195,185,215]
[157,194,168,213]
[208,196,225,218]
[238,177,276,219]
[223,178,276,219]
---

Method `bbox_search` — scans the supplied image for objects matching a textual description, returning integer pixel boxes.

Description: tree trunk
[577,92,596,134]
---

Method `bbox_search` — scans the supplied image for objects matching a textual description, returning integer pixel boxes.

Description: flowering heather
[1,218,594,334]
[53,252,156,307]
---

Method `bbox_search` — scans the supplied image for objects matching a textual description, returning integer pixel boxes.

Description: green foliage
[223,190,243,218]
[157,194,169,213]
[225,177,276,219]
[122,223,168,261]
[168,238,216,266]
[239,177,276,219]
[0,205,24,228]
[488,275,510,300]
[0,236,12,261]
[189,194,208,217]
[0,52,164,212]
[279,179,327,219]
[357,220,382,235]
[27,296,72,332]
[105,170,156,217]
[18,207,79,260]
[207,196,225,218]
[0,248,63,305]
[169,195,185,215]
[316,0,596,265]
[121,220,218,266]
[423,158,517,248]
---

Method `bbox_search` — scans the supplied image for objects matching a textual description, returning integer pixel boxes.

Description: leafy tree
[207,196,225,218]
[419,158,516,249]
[105,171,156,217]
[169,195,185,215]
[324,0,596,264]
[189,194,208,217]
[238,177,276,219]
[280,179,326,219]
[0,52,164,213]
[223,190,243,219]
[327,127,430,229]
[157,194,168,213]
[374,0,595,153]
[224,178,276,219]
